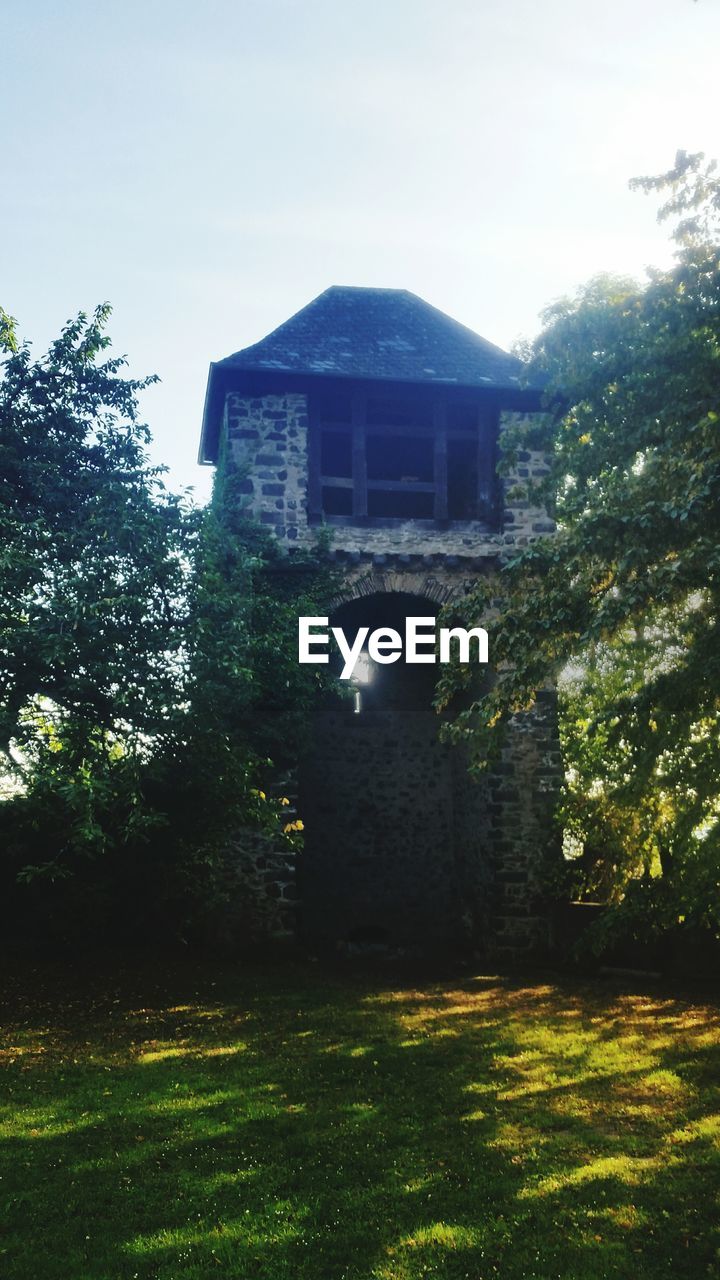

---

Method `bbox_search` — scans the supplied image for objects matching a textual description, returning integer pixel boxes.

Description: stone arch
[326,568,465,613]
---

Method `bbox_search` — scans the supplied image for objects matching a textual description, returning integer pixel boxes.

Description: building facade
[199,287,562,960]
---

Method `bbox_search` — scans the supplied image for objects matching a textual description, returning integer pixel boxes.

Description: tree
[0,305,194,882]
[0,306,338,943]
[439,152,720,939]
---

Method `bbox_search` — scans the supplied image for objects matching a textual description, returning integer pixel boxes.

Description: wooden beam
[367,479,435,493]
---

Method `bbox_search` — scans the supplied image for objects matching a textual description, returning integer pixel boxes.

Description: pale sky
[3,0,719,503]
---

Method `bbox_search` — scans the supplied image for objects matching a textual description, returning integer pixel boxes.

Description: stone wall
[483,694,563,957]
[498,410,557,549]
[196,801,300,955]
[224,393,308,542]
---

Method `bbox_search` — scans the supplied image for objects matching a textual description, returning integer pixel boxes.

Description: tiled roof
[199,286,544,463]
[217,286,528,388]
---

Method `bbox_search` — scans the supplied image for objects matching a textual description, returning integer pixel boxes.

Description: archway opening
[326,591,440,715]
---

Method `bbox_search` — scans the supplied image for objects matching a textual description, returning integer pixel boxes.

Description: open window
[309,392,498,526]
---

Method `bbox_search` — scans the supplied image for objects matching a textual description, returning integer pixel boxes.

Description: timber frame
[307,384,501,529]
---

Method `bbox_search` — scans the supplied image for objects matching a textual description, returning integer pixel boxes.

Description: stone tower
[199,287,561,960]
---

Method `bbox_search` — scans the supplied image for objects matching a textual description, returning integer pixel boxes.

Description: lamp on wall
[352,649,372,713]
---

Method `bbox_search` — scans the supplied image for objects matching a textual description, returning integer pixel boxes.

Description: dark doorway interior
[298,592,465,953]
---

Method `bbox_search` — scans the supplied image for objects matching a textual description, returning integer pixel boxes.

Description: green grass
[1,958,720,1279]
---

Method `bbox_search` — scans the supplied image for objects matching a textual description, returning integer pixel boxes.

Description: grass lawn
[1,958,720,1279]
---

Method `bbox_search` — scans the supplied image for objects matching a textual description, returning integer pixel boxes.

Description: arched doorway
[298,591,471,953]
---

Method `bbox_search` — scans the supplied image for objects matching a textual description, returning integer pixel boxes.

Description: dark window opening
[318,394,352,424]
[366,434,433,483]
[447,437,478,520]
[447,403,478,431]
[310,393,498,526]
[366,397,432,428]
[321,427,352,478]
[322,485,352,515]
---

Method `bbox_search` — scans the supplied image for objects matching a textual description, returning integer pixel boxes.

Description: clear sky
[3,0,719,503]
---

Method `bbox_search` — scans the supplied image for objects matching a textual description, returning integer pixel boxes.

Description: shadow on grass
[1,960,720,1279]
